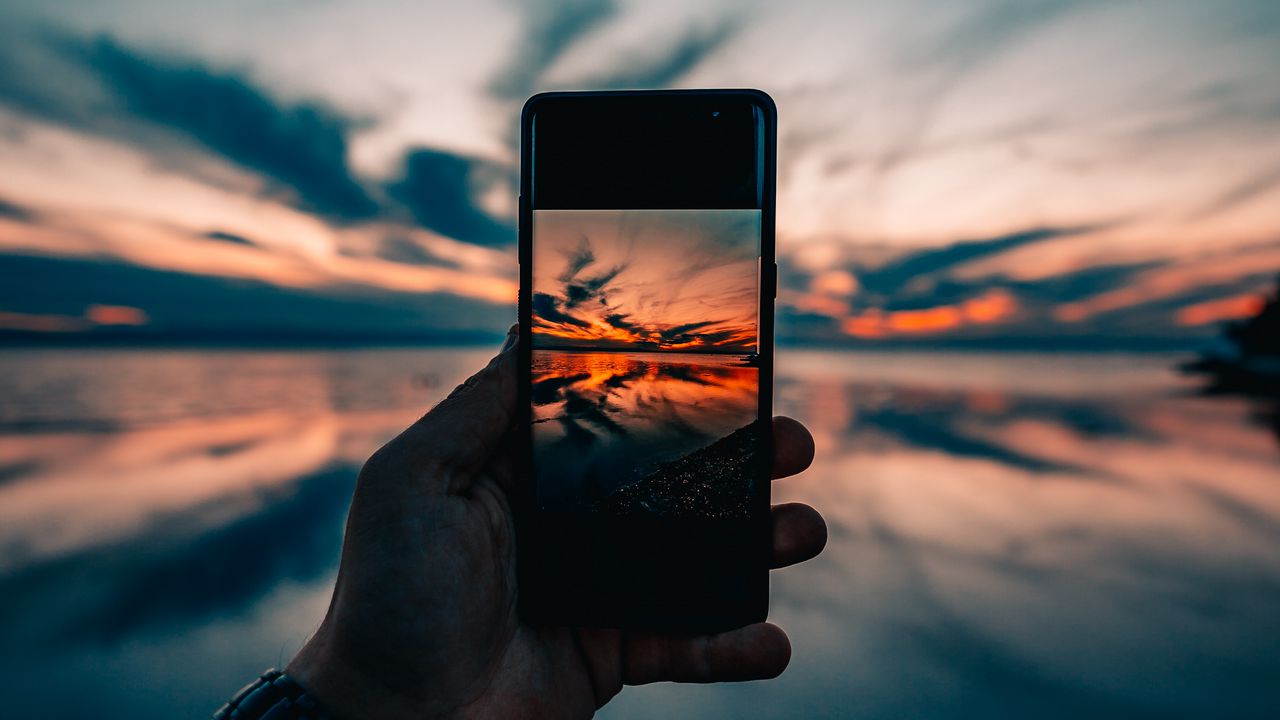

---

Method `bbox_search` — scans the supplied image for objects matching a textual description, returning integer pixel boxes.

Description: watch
[212,669,330,720]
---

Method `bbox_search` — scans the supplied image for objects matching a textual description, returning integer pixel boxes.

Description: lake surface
[532,349,757,510]
[0,347,1277,718]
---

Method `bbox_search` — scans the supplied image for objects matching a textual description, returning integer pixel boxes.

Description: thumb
[382,325,519,484]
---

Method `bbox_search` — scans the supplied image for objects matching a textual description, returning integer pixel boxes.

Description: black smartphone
[515,89,777,632]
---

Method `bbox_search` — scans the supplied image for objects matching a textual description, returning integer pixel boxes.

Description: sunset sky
[532,210,758,352]
[1,0,1278,345]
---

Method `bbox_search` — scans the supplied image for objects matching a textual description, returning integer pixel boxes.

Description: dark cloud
[684,327,748,348]
[775,230,1254,347]
[1006,261,1161,305]
[0,196,34,223]
[563,263,625,308]
[3,33,519,247]
[387,148,516,247]
[81,37,379,221]
[549,234,627,311]
[0,252,510,340]
[1117,274,1276,320]
[852,254,1158,317]
[603,312,641,334]
[558,235,596,282]
[373,235,461,269]
[532,291,590,327]
[776,305,840,344]
[0,26,106,129]
[201,230,255,247]
[658,320,719,344]
[489,0,619,100]
[857,226,1089,297]
[578,18,742,90]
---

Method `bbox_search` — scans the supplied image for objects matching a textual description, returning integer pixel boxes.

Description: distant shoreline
[533,344,751,357]
[0,331,1208,354]
[0,329,508,350]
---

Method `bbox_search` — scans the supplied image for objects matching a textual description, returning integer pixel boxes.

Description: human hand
[286,326,827,719]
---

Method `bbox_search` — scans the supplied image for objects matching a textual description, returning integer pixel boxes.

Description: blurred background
[1,1,1278,718]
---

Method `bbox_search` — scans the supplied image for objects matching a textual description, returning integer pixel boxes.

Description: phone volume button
[518,195,529,266]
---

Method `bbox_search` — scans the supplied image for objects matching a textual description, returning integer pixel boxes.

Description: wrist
[287,623,434,720]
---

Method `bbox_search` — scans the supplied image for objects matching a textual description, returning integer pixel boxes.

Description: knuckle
[358,443,396,485]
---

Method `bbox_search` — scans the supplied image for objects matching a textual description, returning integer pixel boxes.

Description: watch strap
[212,669,329,720]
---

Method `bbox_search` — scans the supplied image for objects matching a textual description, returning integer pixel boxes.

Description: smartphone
[515,89,777,631]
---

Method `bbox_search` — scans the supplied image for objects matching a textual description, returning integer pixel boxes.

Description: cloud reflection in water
[0,348,1277,718]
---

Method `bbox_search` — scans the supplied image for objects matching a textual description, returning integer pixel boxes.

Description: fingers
[622,623,791,686]
[387,325,519,475]
[500,323,519,352]
[771,416,815,480]
[771,502,827,568]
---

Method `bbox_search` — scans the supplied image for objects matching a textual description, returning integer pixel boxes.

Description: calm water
[532,350,757,509]
[0,348,1277,719]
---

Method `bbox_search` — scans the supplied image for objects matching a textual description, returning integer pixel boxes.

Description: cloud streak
[488,0,619,100]
[2,31,518,250]
[578,17,743,90]
[82,38,380,221]
[0,197,33,223]
[388,148,515,246]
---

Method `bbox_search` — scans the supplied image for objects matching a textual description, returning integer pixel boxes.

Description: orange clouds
[841,289,1018,339]
[532,317,756,351]
[86,304,148,326]
[810,270,858,296]
[963,289,1018,323]
[0,311,86,332]
[1175,293,1264,326]
[791,269,859,318]
[0,304,149,332]
[534,320,641,345]
[1053,245,1280,324]
[791,293,849,317]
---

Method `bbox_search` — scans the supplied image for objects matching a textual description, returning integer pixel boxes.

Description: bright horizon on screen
[532,210,759,354]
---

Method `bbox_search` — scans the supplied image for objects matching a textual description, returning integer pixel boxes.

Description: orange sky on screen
[532,210,759,353]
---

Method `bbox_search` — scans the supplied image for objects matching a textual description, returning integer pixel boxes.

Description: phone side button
[518,194,529,266]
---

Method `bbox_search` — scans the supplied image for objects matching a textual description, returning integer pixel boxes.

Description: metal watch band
[212,669,330,720]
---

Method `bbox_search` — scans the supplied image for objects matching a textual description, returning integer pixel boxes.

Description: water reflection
[0,347,485,718]
[531,350,758,510]
[0,349,1277,718]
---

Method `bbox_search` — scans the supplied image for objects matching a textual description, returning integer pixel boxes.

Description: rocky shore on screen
[596,423,761,518]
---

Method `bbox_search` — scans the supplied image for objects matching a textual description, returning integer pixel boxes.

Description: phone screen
[530,208,761,515]
[518,91,775,630]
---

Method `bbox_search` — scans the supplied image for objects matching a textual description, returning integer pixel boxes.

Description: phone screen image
[531,209,761,517]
